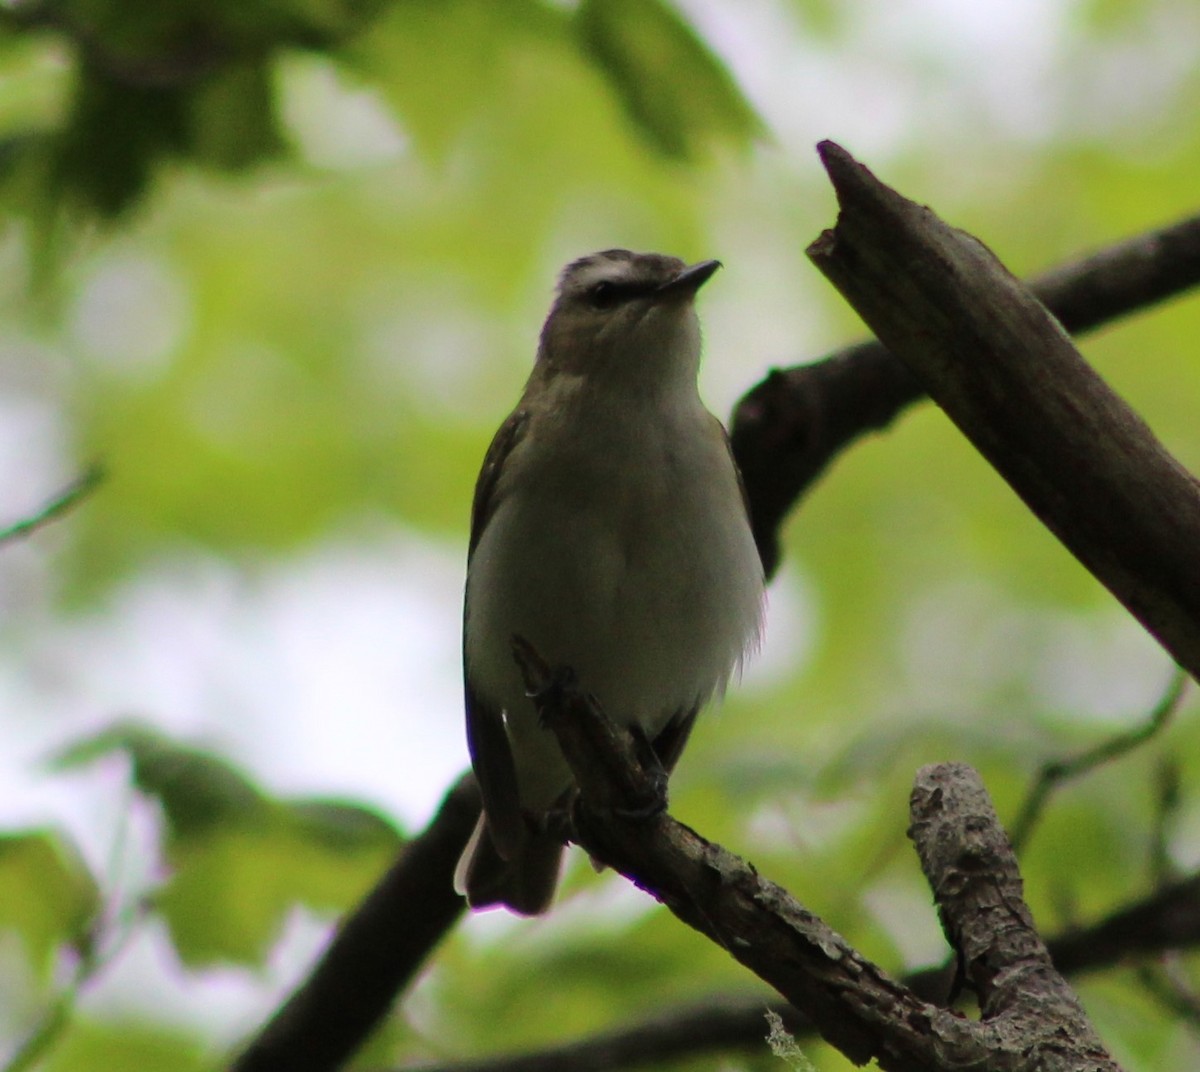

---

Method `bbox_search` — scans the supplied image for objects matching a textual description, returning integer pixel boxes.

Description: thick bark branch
[909,764,1119,1068]
[406,865,1200,1072]
[807,141,1200,681]
[731,210,1200,577]
[516,653,1123,1072]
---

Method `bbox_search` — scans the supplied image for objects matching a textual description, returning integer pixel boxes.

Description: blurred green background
[1,0,1199,1069]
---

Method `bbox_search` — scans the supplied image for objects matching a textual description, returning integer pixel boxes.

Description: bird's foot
[609,724,669,820]
[527,664,583,730]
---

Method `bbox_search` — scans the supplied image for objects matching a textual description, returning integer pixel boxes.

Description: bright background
[2,0,1199,1068]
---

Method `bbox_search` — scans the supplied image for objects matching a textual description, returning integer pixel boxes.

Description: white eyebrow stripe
[566,258,637,290]
[556,251,685,297]
[561,256,638,290]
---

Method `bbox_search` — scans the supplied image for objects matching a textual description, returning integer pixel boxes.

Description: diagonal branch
[404,865,1200,1072]
[514,643,1123,1071]
[731,210,1200,577]
[807,141,1200,681]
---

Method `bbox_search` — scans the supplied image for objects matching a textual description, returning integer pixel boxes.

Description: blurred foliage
[0,829,97,981]
[53,722,401,966]
[39,1020,210,1072]
[0,0,758,221]
[576,0,765,159]
[0,0,1199,1070]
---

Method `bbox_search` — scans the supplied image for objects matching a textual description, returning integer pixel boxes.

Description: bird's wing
[463,408,530,859]
[468,408,528,561]
[719,415,765,577]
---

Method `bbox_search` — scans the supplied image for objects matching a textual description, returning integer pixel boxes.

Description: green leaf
[156,801,400,967]
[53,75,188,217]
[188,60,285,170]
[41,1017,208,1072]
[347,0,562,160]
[0,829,100,981]
[574,0,764,160]
[56,719,401,967]
[53,722,268,839]
[286,798,403,854]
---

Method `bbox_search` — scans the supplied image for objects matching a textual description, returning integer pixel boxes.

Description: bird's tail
[454,813,563,916]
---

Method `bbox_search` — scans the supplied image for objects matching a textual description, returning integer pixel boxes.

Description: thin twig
[1149,757,1183,887]
[0,465,104,548]
[1008,670,1188,852]
[1136,959,1200,1034]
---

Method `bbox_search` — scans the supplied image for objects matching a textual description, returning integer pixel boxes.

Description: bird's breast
[463,394,764,804]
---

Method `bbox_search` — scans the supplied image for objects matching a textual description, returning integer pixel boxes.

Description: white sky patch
[0,529,467,852]
[68,249,191,381]
[278,54,408,169]
[897,577,1171,723]
[0,394,73,524]
[681,0,1075,155]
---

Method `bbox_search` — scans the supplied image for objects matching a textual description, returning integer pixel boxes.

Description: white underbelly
[464,422,763,810]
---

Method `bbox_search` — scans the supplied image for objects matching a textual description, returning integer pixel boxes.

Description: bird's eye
[587,281,622,309]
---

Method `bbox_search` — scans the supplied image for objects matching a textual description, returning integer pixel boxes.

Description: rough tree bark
[514,641,1123,1071]
[808,140,1200,682]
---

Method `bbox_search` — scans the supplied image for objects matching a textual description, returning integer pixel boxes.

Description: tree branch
[806,141,1200,682]
[405,865,1200,1072]
[731,209,1200,577]
[512,646,1122,1071]
[909,763,1118,1067]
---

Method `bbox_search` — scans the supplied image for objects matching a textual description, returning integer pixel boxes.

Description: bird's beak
[656,259,722,299]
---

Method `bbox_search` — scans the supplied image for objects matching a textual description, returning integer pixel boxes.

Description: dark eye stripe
[588,280,656,309]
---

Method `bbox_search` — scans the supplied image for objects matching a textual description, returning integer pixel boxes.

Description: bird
[454,249,765,915]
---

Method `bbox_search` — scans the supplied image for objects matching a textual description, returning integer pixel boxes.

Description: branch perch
[407,864,1200,1072]
[515,642,1124,1072]
[909,764,1117,1065]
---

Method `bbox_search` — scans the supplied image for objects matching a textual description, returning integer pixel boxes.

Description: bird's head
[535,249,720,392]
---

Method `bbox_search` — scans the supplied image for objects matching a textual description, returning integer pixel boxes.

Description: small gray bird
[455,249,765,915]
